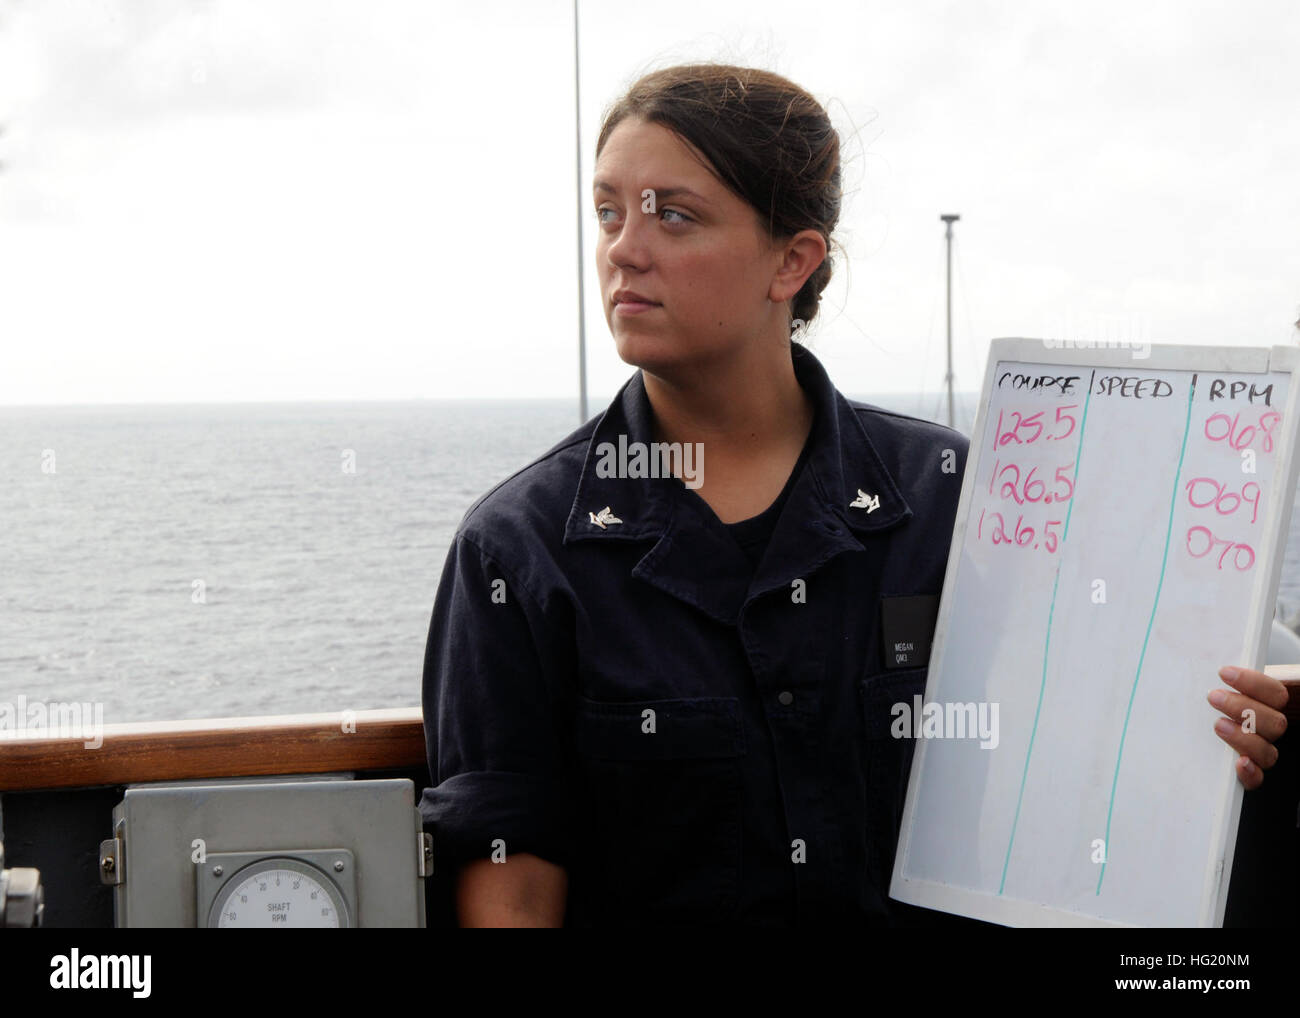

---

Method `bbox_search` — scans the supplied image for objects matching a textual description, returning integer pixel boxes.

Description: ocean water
[3,391,1299,724]
[0,399,578,723]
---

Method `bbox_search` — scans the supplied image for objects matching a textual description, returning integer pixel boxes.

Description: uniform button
[777,691,794,706]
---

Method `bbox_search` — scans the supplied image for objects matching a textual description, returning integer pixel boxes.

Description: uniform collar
[562,343,913,624]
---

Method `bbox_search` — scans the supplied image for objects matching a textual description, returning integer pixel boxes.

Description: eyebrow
[593,181,712,205]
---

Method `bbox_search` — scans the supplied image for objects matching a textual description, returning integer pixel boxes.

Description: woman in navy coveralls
[419,64,1289,926]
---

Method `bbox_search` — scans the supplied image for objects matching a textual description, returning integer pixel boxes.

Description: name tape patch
[880,594,940,670]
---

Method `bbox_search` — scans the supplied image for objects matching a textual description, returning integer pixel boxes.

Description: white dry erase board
[890,340,1300,928]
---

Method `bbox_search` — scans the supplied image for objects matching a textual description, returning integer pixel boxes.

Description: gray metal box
[103,776,427,927]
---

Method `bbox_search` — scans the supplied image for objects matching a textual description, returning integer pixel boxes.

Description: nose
[602,206,653,275]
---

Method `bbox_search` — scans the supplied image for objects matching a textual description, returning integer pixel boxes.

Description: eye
[596,207,617,224]
[661,207,690,224]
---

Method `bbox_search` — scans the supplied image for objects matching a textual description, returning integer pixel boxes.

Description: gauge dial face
[208,857,350,928]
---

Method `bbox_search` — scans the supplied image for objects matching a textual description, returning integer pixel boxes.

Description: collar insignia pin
[589,506,622,529]
[850,489,880,513]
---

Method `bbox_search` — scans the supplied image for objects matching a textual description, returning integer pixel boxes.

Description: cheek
[667,267,745,337]
[686,239,759,286]
[672,251,731,301]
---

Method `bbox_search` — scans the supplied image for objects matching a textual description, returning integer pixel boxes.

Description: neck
[642,339,813,460]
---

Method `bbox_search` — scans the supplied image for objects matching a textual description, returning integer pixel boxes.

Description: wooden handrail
[1,673,1296,794]
[0,707,427,792]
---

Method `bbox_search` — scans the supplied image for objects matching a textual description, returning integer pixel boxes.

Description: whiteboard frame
[890,338,1300,927]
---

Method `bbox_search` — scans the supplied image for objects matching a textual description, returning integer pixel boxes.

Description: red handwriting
[987,460,1075,505]
[1182,407,1277,572]
[1203,410,1282,452]
[977,509,1063,553]
[992,406,1078,450]
[980,390,1281,572]
[1186,526,1255,570]
[979,403,1079,554]
[1183,478,1261,524]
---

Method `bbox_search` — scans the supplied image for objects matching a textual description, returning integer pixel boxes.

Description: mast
[940,213,960,429]
[573,0,588,424]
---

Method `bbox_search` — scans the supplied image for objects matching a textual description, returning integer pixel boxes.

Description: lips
[613,290,660,306]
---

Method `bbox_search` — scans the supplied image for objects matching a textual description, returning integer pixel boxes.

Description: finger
[1213,717,1280,770]
[1219,665,1291,712]
[1235,754,1264,791]
[1206,688,1288,742]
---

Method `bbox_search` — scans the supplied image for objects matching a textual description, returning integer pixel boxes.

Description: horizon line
[0,389,986,410]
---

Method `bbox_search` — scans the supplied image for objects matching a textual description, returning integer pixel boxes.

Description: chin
[622,336,747,385]
[610,327,678,373]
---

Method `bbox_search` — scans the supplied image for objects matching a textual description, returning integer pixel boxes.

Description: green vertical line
[1096,374,1196,895]
[999,371,1095,895]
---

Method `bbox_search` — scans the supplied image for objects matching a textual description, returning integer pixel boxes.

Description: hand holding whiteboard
[890,339,1300,927]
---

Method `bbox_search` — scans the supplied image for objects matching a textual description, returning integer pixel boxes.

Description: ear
[767,229,828,305]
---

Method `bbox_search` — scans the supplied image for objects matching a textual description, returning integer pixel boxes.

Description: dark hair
[596,63,842,329]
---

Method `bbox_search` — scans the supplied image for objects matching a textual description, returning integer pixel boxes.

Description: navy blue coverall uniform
[419,342,973,926]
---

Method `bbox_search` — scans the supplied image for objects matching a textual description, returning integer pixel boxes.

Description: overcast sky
[0,0,1296,405]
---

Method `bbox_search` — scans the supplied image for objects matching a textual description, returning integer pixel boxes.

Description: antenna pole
[573,0,588,423]
[940,213,961,429]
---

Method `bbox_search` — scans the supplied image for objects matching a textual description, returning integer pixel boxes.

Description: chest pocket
[859,666,929,894]
[574,696,746,925]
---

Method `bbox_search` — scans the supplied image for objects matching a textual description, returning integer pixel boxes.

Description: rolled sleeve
[418,532,578,869]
